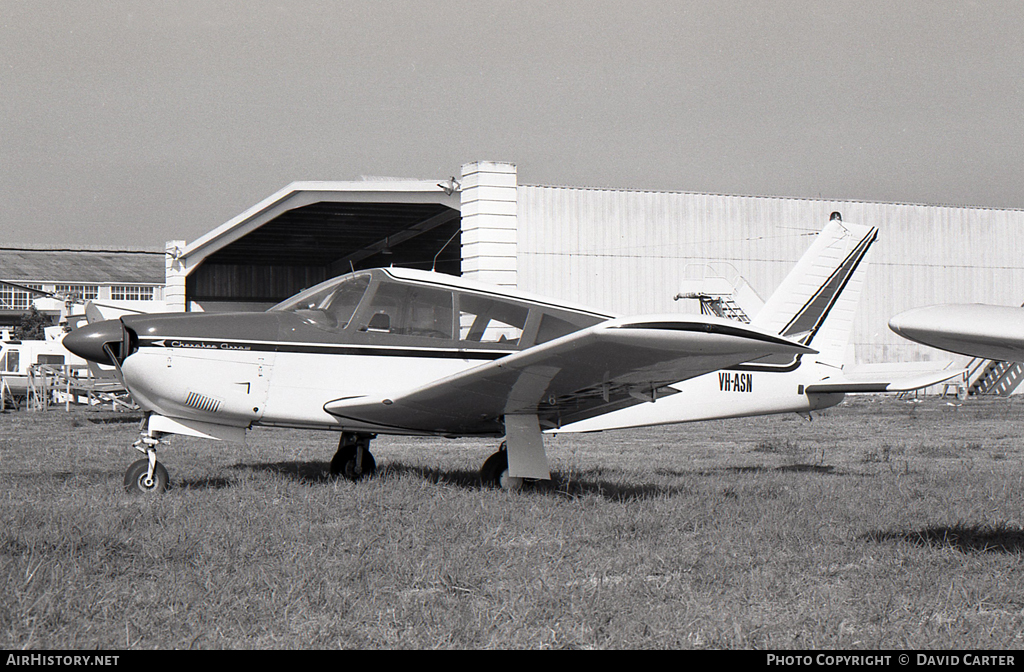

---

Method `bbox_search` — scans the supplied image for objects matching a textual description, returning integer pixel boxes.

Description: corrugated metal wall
[516,185,1024,367]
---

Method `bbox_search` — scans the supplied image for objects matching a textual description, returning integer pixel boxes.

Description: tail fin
[751,214,878,367]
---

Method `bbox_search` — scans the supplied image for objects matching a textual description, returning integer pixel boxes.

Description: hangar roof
[0,247,165,284]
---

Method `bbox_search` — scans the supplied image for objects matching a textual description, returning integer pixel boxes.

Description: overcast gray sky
[2,0,1023,249]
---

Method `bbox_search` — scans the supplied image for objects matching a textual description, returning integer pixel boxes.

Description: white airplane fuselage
[66,266,835,441]
[120,332,844,437]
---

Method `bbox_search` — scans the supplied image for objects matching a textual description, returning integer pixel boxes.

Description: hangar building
[165,160,1024,375]
[0,247,165,329]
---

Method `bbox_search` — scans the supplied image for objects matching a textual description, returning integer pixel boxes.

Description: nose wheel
[124,424,169,494]
[124,458,169,494]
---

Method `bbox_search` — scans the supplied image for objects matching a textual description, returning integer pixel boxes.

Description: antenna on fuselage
[431,228,461,272]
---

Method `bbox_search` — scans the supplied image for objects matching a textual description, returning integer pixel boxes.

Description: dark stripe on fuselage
[726,358,804,374]
[138,337,510,360]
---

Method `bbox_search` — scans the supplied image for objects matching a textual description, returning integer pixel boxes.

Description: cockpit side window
[272,274,371,331]
[358,281,454,339]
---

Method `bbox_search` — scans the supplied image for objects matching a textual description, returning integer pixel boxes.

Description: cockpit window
[271,274,371,331]
[357,281,454,339]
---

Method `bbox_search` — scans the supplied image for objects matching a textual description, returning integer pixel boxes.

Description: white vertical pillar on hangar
[164,239,188,312]
[460,161,518,287]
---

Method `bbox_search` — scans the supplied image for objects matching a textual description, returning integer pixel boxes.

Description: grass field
[3,395,1024,649]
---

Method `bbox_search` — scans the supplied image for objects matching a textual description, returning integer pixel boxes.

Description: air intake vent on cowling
[185,392,221,414]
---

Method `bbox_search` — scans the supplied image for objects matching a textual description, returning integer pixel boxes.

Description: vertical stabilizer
[752,215,878,367]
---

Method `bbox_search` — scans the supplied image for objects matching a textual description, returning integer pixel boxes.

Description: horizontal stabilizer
[804,361,963,394]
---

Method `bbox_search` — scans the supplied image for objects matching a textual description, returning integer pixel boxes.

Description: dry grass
[2,395,1024,649]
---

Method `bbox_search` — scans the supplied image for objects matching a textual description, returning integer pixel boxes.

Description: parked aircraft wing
[324,314,815,435]
[889,304,1024,362]
[804,361,962,393]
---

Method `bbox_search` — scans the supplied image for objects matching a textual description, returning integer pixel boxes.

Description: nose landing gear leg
[124,430,169,494]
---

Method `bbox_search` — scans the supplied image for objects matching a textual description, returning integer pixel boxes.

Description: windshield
[271,274,371,331]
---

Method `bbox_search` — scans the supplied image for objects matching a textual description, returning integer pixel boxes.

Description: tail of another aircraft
[750,213,878,368]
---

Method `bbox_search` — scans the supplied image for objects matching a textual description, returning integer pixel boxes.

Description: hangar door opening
[186,199,462,312]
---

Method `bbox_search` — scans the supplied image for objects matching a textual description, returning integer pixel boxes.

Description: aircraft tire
[123,458,169,494]
[330,445,376,480]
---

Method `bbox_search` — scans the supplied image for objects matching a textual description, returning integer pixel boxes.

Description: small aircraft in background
[64,214,958,493]
[0,281,140,407]
[889,303,1024,362]
[1,325,88,405]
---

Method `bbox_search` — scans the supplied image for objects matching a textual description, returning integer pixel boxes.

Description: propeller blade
[0,279,62,299]
[88,301,147,314]
[84,303,106,324]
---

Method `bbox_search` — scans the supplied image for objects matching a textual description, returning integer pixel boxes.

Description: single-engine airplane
[64,214,958,493]
[889,303,1024,363]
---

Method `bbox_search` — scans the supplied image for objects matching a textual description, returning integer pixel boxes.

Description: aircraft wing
[889,304,1024,362]
[804,361,963,393]
[324,314,815,435]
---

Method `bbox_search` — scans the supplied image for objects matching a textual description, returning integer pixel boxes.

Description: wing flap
[324,314,815,435]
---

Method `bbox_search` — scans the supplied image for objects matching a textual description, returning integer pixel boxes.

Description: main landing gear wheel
[124,458,169,494]
[480,445,524,491]
[330,432,376,481]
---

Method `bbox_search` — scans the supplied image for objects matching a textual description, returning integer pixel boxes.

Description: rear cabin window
[534,312,604,345]
[458,294,529,346]
[358,281,454,339]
